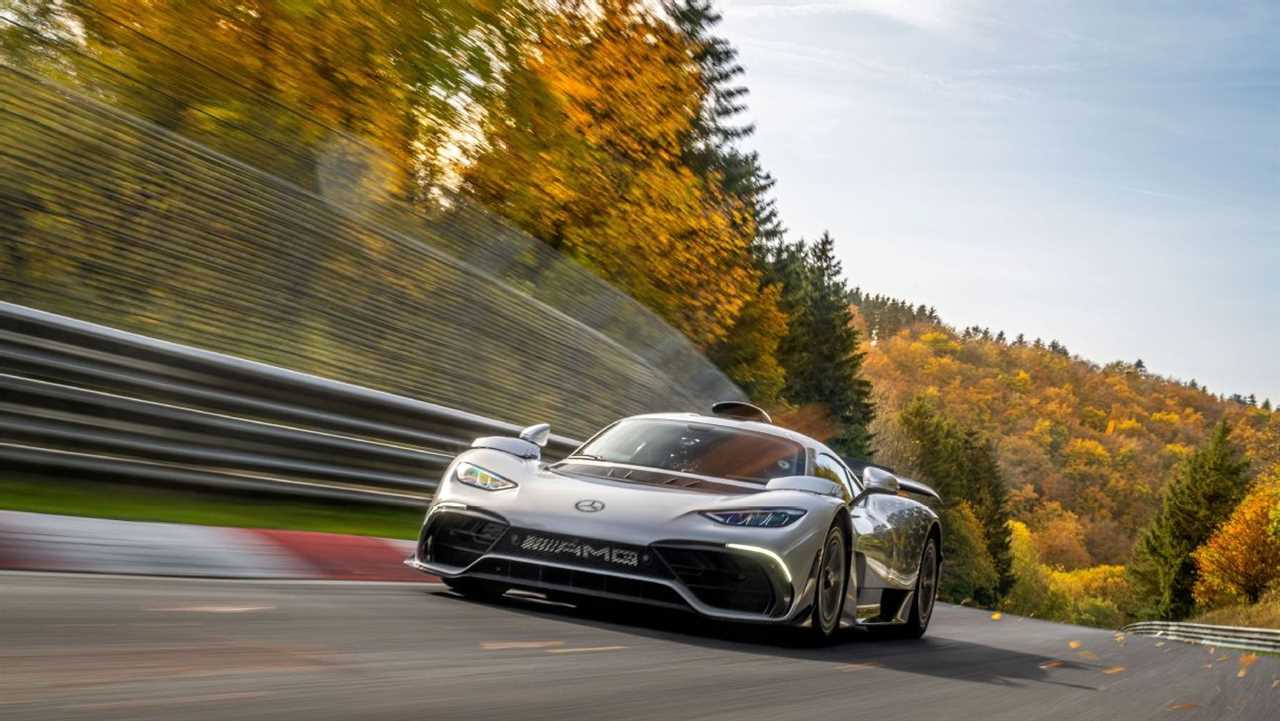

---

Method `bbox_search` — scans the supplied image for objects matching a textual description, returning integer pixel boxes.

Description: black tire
[896,535,940,639]
[808,522,850,642]
[443,577,507,601]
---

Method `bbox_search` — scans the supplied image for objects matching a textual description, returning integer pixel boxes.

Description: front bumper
[405,505,810,624]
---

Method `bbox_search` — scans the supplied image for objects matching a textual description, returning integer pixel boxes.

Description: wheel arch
[833,506,859,589]
[927,520,943,563]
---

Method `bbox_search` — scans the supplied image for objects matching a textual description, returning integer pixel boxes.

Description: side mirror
[519,423,550,448]
[765,475,843,497]
[861,466,900,495]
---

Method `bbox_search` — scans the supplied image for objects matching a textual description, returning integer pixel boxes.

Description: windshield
[571,419,806,484]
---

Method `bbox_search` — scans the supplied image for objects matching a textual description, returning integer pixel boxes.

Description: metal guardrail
[1123,621,1280,654]
[0,301,584,507]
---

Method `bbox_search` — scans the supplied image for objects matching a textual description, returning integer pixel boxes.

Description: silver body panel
[408,412,941,627]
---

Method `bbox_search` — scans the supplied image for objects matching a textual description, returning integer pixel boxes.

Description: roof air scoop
[711,401,772,424]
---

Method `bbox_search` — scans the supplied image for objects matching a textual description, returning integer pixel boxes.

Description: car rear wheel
[808,522,849,642]
[896,536,939,639]
[443,577,507,601]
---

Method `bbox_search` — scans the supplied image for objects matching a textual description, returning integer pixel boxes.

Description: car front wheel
[808,522,849,642]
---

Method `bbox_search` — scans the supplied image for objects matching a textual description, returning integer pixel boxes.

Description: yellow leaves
[990,612,1003,621]
[918,331,961,355]
[1067,640,1082,649]
[1192,477,1280,609]
[1114,418,1143,435]
[1009,369,1033,392]
[1065,438,1111,466]
[463,0,761,350]
[534,3,700,164]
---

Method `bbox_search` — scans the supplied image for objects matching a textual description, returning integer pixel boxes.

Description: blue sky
[718,0,1279,404]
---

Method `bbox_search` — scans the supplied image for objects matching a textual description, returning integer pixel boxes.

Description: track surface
[2,573,1276,720]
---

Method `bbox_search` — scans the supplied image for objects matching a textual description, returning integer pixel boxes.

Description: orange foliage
[866,323,1280,562]
[463,0,764,350]
[1193,469,1280,608]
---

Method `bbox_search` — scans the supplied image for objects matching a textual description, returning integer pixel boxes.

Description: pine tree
[963,432,1015,596]
[896,396,1012,604]
[664,0,783,247]
[775,233,874,457]
[1134,358,1146,374]
[1264,398,1273,412]
[1128,421,1251,619]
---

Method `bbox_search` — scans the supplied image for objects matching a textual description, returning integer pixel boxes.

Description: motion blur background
[2,0,1280,638]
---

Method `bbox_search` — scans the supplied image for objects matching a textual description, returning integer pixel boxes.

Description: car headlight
[453,462,517,491]
[700,508,805,528]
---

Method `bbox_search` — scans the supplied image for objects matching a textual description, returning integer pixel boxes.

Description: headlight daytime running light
[700,508,806,528]
[453,462,517,491]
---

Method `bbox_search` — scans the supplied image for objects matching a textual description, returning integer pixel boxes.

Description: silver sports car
[406,402,942,640]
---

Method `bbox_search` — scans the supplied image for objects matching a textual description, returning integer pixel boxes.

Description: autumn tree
[1192,468,1280,607]
[1002,521,1069,619]
[463,0,762,350]
[664,0,789,400]
[1129,421,1251,619]
[19,0,541,196]
[938,501,1000,603]
[1030,502,1093,570]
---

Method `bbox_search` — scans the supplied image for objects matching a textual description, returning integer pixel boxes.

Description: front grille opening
[425,513,507,568]
[655,546,777,615]
[470,558,687,609]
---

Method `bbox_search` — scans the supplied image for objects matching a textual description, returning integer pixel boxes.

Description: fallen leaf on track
[1237,654,1258,678]
[1168,703,1199,711]
[1102,666,1125,675]
[990,612,1003,621]
[1068,640,1082,649]
[838,662,882,672]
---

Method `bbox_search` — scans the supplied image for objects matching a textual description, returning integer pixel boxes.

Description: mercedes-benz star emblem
[575,499,605,513]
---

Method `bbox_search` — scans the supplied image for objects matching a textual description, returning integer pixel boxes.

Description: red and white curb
[0,510,436,582]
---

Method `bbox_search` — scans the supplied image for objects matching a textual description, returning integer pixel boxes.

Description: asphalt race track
[2,573,1276,720]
